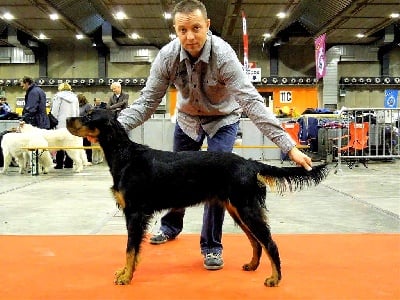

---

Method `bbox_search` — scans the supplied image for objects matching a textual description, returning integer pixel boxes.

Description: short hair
[172,0,207,22]
[21,76,34,85]
[58,82,72,91]
[77,93,88,104]
[111,82,121,88]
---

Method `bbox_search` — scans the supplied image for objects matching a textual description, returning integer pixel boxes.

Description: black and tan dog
[66,109,329,287]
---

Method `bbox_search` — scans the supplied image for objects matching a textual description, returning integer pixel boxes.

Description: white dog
[19,123,89,173]
[1,132,53,174]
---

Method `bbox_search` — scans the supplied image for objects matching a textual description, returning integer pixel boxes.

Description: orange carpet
[0,234,399,300]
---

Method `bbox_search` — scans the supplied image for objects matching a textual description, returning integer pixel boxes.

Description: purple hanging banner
[315,33,327,80]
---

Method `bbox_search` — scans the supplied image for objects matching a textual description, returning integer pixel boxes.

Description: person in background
[20,76,49,129]
[94,97,107,109]
[0,96,11,119]
[117,0,312,271]
[78,93,93,163]
[51,82,79,169]
[108,82,129,116]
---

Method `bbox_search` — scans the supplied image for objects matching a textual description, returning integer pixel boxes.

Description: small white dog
[1,132,53,174]
[19,123,89,172]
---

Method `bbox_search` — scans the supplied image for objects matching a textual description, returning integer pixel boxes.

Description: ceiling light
[130,33,140,39]
[75,34,84,40]
[2,12,14,20]
[263,33,271,39]
[390,13,400,18]
[38,33,47,40]
[49,13,59,20]
[169,33,177,40]
[115,11,127,20]
[163,12,172,19]
[276,12,286,19]
[356,33,365,38]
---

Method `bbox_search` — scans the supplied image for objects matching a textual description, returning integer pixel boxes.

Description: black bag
[48,112,58,129]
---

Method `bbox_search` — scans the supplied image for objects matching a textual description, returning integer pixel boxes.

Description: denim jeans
[159,121,239,255]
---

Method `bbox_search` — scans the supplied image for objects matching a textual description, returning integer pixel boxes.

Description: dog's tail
[256,163,330,194]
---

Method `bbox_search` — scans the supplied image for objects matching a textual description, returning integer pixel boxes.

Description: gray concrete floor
[0,159,399,236]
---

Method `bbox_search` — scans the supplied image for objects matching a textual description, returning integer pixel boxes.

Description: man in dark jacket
[108,82,129,116]
[20,76,49,129]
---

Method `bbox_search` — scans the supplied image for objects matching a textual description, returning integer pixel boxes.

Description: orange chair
[340,122,369,152]
[282,122,301,145]
[338,122,369,168]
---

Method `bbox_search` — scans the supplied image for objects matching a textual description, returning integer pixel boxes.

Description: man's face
[21,81,29,91]
[174,9,210,58]
[111,84,121,95]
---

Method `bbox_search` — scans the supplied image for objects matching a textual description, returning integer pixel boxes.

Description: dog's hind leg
[234,204,281,287]
[66,150,83,172]
[225,202,262,271]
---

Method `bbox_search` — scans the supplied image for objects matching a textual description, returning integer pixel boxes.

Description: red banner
[242,10,249,71]
[315,33,326,80]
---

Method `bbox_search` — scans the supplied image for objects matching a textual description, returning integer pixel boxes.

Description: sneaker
[203,253,224,270]
[149,231,173,245]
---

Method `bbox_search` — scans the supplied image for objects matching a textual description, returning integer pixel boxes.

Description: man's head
[173,0,210,59]
[20,76,33,91]
[110,82,122,95]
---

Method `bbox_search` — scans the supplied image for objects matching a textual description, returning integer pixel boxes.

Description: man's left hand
[288,147,312,171]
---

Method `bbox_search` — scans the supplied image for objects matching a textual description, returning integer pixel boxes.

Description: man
[117,0,312,271]
[108,82,129,115]
[20,76,49,129]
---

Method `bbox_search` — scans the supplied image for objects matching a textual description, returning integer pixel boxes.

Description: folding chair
[337,122,369,168]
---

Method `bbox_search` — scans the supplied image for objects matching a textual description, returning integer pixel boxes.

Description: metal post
[31,150,39,176]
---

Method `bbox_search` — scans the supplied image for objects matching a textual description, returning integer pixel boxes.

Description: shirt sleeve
[220,51,296,153]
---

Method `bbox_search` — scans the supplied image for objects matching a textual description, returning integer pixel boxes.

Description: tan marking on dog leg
[112,189,126,209]
[225,202,260,271]
[264,252,280,287]
[114,250,137,285]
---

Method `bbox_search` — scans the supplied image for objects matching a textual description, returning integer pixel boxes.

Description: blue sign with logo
[384,89,398,108]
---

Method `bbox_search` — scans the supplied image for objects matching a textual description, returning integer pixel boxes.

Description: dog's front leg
[114,249,136,285]
[114,211,147,285]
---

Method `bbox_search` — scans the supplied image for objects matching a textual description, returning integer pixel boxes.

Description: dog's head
[66,108,116,142]
[18,122,36,133]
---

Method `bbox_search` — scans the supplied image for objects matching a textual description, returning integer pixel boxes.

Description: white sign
[245,68,261,83]
[279,91,292,103]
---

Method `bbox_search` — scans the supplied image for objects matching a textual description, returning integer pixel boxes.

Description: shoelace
[205,253,221,259]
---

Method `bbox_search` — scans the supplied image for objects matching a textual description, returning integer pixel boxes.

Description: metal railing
[332,108,399,171]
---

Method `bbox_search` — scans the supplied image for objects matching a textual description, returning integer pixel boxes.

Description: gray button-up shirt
[118,32,296,153]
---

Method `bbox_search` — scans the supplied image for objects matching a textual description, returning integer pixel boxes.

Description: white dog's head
[18,122,38,133]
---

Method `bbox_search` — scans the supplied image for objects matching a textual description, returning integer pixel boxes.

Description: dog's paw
[114,267,132,285]
[264,276,280,287]
[242,262,259,271]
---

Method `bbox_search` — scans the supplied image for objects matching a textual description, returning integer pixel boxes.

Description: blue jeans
[159,121,239,255]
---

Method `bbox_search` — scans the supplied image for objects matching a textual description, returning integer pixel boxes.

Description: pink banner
[315,33,326,80]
